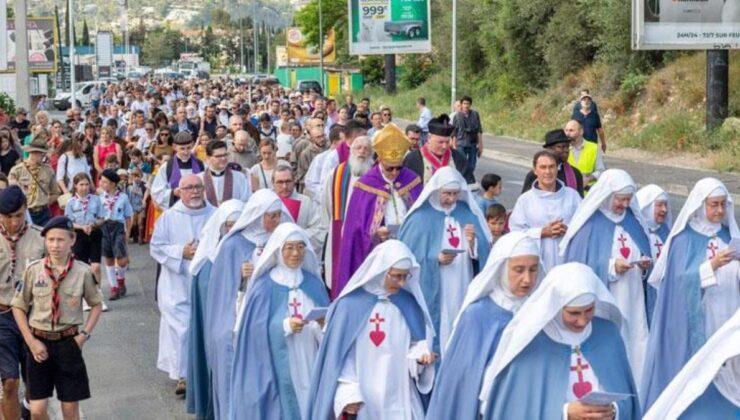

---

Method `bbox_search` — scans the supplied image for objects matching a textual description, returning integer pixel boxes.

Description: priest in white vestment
[150,175,214,393]
[197,140,251,206]
[509,150,581,272]
[272,163,324,253]
[322,136,373,293]
[306,240,436,420]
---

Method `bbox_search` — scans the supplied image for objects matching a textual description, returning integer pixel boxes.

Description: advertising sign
[286,27,336,65]
[2,17,58,73]
[96,31,114,78]
[633,0,740,49]
[348,0,432,55]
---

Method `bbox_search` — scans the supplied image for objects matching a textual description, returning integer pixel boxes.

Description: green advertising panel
[348,0,432,55]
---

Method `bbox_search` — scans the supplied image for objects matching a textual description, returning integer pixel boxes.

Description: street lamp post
[252,0,258,74]
[69,0,76,107]
[451,0,457,110]
[319,0,324,91]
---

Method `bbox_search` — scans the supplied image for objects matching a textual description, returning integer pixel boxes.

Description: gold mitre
[372,123,410,165]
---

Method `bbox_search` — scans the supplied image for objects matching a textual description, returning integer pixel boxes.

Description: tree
[294,0,351,63]
[142,27,187,67]
[81,19,90,46]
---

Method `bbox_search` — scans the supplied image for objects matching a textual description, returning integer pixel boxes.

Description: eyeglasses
[382,113,391,117]
[283,243,306,253]
[180,185,204,192]
[146,128,154,131]
[160,132,170,137]
[384,165,403,172]
[212,153,228,159]
[386,272,412,282]
[274,179,294,185]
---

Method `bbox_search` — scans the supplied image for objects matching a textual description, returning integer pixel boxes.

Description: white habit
[150,200,214,380]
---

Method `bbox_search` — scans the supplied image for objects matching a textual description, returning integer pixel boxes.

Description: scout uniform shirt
[8,162,62,209]
[0,225,45,306]
[12,260,102,332]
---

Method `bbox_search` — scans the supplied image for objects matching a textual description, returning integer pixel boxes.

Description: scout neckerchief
[23,161,46,205]
[0,222,28,283]
[43,255,75,329]
[103,190,121,217]
[75,193,90,215]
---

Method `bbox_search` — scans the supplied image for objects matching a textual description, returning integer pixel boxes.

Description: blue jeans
[461,144,478,184]
[420,131,429,146]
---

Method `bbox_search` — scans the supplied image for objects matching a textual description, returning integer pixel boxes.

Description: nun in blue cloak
[560,169,652,385]
[635,184,673,325]
[398,166,491,357]
[203,190,292,420]
[305,240,436,420]
[640,178,739,411]
[644,308,740,420]
[480,263,640,420]
[228,223,329,420]
[185,199,243,419]
[426,232,545,420]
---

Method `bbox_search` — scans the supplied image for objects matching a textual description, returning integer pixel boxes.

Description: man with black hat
[521,129,585,197]
[150,131,204,210]
[12,216,102,420]
[403,114,467,186]
[8,136,62,226]
[0,186,45,420]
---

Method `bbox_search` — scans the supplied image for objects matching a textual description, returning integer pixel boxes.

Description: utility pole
[319,0,324,91]
[384,55,396,94]
[252,0,258,74]
[14,0,30,110]
[706,50,728,131]
[69,0,76,107]
[450,0,457,110]
[240,18,244,73]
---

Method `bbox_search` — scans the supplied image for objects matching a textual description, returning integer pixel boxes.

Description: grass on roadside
[355,52,740,172]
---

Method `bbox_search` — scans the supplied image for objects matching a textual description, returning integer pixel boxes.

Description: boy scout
[8,136,62,226]
[0,186,45,420]
[12,216,103,420]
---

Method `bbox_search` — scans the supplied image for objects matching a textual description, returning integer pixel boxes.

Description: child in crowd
[128,148,152,178]
[126,168,149,244]
[64,172,108,311]
[99,169,133,301]
[476,173,502,214]
[486,203,508,245]
[105,154,120,171]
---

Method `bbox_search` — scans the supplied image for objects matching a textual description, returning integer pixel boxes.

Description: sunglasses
[385,165,403,172]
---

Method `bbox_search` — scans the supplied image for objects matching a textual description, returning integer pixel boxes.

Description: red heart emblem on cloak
[620,247,631,259]
[448,236,460,248]
[369,330,386,347]
[573,381,593,399]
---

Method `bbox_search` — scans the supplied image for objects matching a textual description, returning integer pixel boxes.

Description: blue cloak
[398,201,490,354]
[640,224,731,411]
[186,261,214,419]
[426,298,512,420]
[228,270,329,420]
[305,288,426,420]
[645,223,670,326]
[564,209,652,285]
[680,382,740,419]
[204,234,256,420]
[483,318,640,420]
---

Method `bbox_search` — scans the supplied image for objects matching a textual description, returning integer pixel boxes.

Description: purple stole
[563,162,577,190]
[337,141,350,164]
[169,155,203,188]
[203,168,234,207]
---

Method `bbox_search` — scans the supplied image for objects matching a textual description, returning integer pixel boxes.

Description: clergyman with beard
[321,135,373,295]
[150,175,215,396]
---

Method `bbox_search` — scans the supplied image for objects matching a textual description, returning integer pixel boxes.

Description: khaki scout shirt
[12,260,102,332]
[8,162,62,209]
[0,225,45,306]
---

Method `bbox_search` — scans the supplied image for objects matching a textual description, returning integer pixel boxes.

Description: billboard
[633,0,740,49]
[96,31,114,78]
[286,27,336,65]
[349,0,431,55]
[2,17,58,73]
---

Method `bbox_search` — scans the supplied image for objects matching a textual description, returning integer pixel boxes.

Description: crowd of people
[0,76,737,420]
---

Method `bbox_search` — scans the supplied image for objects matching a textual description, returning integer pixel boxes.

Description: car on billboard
[384,20,425,39]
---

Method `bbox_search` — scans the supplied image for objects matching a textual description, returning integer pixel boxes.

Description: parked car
[296,80,323,96]
[384,20,424,39]
[53,81,99,110]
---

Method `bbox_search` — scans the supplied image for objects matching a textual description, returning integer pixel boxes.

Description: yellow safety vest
[568,141,598,187]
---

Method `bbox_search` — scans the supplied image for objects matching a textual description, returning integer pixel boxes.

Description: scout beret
[0,186,26,214]
[101,168,120,184]
[41,216,74,237]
